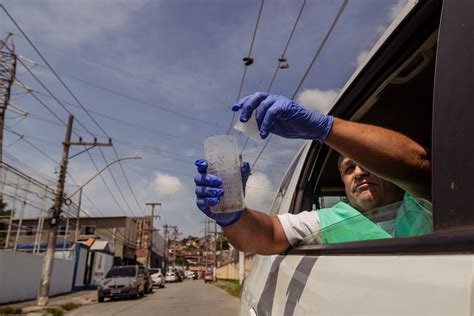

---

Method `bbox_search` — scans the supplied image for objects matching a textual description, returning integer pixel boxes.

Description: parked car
[203,271,213,283]
[165,271,178,283]
[138,266,153,294]
[150,268,165,288]
[240,0,474,315]
[185,271,195,279]
[97,265,145,302]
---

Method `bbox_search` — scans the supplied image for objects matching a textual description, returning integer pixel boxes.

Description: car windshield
[106,267,136,278]
[150,269,160,274]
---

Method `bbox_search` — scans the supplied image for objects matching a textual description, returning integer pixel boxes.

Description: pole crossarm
[67,139,113,159]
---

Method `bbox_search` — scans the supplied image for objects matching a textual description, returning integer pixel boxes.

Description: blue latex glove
[194,159,250,228]
[231,92,334,141]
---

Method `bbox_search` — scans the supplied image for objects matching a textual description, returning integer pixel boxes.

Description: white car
[241,1,474,315]
[149,268,165,288]
[164,271,178,283]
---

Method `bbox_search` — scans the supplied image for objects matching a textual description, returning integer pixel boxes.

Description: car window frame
[287,0,474,256]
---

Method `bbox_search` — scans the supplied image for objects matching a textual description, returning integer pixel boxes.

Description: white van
[241,0,474,315]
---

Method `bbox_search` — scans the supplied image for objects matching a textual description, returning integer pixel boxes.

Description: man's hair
[336,153,345,174]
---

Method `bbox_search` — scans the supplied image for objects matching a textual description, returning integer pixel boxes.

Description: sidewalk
[0,290,97,315]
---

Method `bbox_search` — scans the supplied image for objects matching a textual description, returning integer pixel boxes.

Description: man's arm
[232,93,431,200]
[223,207,290,255]
[325,118,431,200]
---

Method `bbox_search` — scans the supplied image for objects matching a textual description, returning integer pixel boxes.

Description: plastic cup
[204,135,245,213]
[233,112,263,142]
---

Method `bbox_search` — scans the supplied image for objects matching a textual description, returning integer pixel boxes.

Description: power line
[2,153,130,235]
[267,0,307,92]
[24,98,298,166]
[251,0,348,169]
[30,63,227,131]
[12,57,139,218]
[6,88,135,217]
[1,7,145,218]
[31,90,202,148]
[227,0,265,134]
[240,0,307,155]
[1,156,139,247]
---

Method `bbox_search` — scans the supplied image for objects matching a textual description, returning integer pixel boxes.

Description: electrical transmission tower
[0,33,17,204]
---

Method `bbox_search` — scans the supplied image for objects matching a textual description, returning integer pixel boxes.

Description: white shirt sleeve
[276,211,320,247]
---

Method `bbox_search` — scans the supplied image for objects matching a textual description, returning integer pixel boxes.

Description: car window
[106,267,136,278]
[300,195,433,246]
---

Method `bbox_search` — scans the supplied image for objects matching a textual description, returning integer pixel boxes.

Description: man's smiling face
[339,157,403,212]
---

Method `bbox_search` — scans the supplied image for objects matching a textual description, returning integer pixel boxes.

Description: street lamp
[67,156,142,199]
[37,155,141,307]
[67,156,141,242]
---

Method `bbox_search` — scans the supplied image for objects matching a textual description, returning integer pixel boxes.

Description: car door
[240,1,474,315]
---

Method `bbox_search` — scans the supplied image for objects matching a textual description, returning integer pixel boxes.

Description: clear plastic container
[233,112,263,142]
[204,135,245,213]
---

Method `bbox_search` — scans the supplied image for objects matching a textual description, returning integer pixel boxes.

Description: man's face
[339,157,403,212]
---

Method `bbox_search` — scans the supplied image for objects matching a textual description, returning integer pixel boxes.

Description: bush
[213,279,241,297]
[0,306,22,314]
[46,307,64,316]
[61,303,81,311]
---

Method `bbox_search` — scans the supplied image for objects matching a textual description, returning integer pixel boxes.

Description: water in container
[204,135,245,213]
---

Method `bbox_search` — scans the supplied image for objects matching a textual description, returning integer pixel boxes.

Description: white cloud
[245,172,275,213]
[296,89,339,114]
[152,172,183,196]
[5,1,146,48]
[353,1,407,70]
[389,0,408,22]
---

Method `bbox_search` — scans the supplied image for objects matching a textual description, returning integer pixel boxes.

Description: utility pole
[74,188,82,242]
[0,33,17,205]
[145,202,161,268]
[37,115,112,307]
[170,226,179,270]
[162,224,169,272]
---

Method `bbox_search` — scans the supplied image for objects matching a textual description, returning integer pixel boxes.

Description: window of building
[81,225,96,235]
[58,225,67,236]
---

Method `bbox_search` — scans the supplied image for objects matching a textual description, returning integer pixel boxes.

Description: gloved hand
[194,159,251,228]
[231,92,334,142]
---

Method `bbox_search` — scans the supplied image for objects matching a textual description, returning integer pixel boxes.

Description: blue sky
[0,0,406,237]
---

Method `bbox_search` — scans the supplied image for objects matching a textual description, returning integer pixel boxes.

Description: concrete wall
[216,254,256,280]
[0,250,75,304]
[73,246,88,288]
[90,252,114,285]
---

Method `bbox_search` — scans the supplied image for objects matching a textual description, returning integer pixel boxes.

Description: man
[194,92,431,255]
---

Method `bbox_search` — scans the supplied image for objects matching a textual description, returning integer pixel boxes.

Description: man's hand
[232,92,334,142]
[194,159,250,228]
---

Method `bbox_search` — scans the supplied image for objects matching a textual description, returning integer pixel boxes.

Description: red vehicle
[203,271,213,283]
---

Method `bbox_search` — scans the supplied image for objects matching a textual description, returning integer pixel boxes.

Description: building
[9,216,165,267]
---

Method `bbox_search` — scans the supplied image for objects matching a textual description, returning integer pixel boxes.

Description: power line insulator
[242,57,254,66]
[278,57,289,69]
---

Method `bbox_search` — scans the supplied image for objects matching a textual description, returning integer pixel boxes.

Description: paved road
[68,280,240,316]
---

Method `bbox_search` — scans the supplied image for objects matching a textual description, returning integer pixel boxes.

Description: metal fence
[0,162,82,253]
